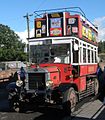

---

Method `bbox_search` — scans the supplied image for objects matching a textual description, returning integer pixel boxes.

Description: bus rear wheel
[94,78,99,95]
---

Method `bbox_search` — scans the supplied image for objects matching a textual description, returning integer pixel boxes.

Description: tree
[0,24,27,61]
[98,41,105,53]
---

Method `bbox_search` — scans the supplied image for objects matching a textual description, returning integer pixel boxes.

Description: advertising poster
[82,25,86,37]
[42,25,46,34]
[50,18,62,36]
[36,21,41,28]
[82,25,89,39]
[66,17,78,36]
[92,31,96,42]
[88,29,92,40]
[36,29,41,37]
[50,28,62,36]
[72,27,78,33]
[50,18,61,28]
[67,25,71,35]
[35,19,47,38]
[68,18,76,24]
[82,25,96,42]
[48,12,63,37]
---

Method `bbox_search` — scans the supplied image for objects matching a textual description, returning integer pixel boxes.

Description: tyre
[9,99,20,112]
[94,78,99,95]
[8,95,21,112]
[63,87,78,114]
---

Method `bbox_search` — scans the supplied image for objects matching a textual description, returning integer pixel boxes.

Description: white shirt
[54,57,61,63]
[74,43,79,51]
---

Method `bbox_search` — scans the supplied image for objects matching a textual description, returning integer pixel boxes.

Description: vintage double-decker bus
[7,7,99,113]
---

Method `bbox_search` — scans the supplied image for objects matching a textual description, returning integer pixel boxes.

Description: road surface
[0,83,105,120]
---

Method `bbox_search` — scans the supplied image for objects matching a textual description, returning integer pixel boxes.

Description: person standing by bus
[97,61,105,104]
[18,67,26,88]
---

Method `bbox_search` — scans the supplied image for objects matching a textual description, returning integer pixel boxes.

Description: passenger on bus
[64,50,70,63]
[73,40,79,63]
[54,57,61,63]
[74,40,79,51]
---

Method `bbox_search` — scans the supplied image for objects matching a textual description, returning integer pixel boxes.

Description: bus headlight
[46,80,53,87]
[16,80,23,87]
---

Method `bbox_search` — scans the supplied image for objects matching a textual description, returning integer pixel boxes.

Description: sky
[0,0,105,43]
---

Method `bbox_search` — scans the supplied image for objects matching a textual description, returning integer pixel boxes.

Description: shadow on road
[0,96,105,120]
[1,84,105,120]
[33,106,71,120]
[33,106,105,120]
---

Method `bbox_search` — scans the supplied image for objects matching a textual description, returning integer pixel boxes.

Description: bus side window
[73,40,79,63]
[83,48,86,63]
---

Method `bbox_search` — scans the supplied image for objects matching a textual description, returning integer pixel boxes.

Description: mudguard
[6,82,17,92]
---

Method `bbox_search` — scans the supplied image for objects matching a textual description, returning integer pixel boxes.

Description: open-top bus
[7,7,98,113]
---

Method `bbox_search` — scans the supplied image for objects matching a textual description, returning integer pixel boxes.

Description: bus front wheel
[63,87,78,115]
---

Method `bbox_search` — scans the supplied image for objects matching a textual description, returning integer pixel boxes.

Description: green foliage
[98,41,105,53]
[0,24,27,62]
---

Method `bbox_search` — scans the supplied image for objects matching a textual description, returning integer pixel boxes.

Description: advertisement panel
[50,28,62,36]
[82,24,97,42]
[50,18,61,28]
[66,17,78,36]
[48,12,63,37]
[35,19,47,38]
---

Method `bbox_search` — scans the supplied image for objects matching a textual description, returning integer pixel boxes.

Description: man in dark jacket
[97,62,105,103]
[18,67,26,88]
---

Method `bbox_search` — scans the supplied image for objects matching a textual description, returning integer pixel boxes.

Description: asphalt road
[0,82,105,120]
[0,98,70,120]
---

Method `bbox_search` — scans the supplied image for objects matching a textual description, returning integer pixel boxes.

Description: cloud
[94,16,105,41]
[16,28,34,44]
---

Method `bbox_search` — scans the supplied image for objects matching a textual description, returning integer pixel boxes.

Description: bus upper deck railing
[34,7,86,18]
